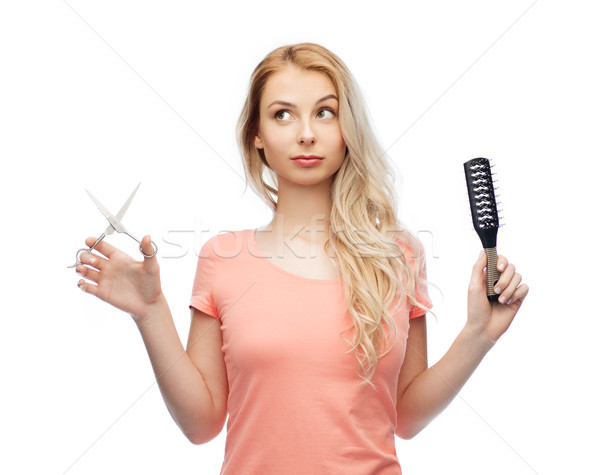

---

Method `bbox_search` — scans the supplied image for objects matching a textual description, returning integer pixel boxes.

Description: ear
[254,134,264,150]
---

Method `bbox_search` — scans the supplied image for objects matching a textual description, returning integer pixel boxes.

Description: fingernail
[499,296,506,303]
[495,287,501,294]
[507,298,512,305]
[88,256,96,265]
[499,263,505,271]
[78,281,85,291]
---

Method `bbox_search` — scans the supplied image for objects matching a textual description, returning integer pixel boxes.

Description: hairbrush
[464,157,501,301]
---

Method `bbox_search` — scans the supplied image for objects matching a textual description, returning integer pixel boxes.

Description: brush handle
[484,247,501,301]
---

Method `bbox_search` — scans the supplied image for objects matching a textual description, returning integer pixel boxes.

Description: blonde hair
[236,42,430,385]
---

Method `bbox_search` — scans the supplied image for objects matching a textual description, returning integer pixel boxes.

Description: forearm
[395,325,494,439]
[134,295,221,442]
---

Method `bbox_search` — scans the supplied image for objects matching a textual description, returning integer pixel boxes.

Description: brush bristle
[467,159,499,230]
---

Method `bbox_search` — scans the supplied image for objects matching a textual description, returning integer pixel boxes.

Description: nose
[297,119,316,145]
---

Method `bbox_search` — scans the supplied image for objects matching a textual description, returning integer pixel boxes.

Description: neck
[267,178,333,243]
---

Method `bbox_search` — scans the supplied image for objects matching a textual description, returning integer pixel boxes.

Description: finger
[85,236,100,248]
[469,250,488,292]
[496,254,508,272]
[141,235,159,270]
[472,250,487,275]
[77,278,99,296]
[79,250,106,270]
[494,263,515,295]
[498,272,522,304]
[76,264,100,284]
[140,234,155,257]
[506,283,529,305]
[84,237,120,258]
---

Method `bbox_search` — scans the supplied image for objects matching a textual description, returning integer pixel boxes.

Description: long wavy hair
[236,42,430,385]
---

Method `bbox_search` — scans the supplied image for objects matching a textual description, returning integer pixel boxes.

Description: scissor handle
[67,235,106,269]
[67,248,92,268]
[139,240,158,259]
[68,235,156,268]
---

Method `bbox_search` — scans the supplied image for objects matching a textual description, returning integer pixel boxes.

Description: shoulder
[387,230,422,258]
[199,229,250,260]
[384,230,428,279]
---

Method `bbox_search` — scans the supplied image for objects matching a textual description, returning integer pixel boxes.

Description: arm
[76,236,228,444]
[135,303,228,444]
[394,251,529,439]
[394,315,492,439]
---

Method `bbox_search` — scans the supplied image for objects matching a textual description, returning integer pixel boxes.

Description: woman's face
[254,65,346,188]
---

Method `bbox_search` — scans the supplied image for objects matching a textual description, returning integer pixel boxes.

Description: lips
[291,155,323,160]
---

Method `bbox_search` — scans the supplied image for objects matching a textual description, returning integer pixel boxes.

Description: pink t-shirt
[189,228,432,474]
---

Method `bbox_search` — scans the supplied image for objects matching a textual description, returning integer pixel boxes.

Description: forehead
[261,66,336,105]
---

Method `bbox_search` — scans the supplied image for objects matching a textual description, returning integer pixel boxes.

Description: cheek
[328,125,346,153]
[261,126,288,154]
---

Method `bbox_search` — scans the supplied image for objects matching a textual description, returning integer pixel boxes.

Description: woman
[75,43,528,474]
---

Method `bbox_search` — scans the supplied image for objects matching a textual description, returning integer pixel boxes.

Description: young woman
[75,43,529,474]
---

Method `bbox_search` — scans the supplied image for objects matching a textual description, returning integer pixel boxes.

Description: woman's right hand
[76,235,163,322]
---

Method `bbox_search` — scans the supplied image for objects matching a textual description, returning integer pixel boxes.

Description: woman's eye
[317,108,335,119]
[275,110,292,120]
[275,108,335,121]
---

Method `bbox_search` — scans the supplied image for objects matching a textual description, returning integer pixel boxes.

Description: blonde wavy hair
[236,42,430,385]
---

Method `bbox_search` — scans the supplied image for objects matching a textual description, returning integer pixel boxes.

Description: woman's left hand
[466,251,529,346]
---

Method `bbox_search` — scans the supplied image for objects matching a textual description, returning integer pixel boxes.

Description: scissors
[68,183,158,268]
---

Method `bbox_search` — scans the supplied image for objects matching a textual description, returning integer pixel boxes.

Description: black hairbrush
[464,157,501,302]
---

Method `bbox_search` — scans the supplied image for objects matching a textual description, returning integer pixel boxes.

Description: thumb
[141,235,158,266]
[470,250,488,285]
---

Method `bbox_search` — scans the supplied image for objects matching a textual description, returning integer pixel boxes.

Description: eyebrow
[267,94,339,109]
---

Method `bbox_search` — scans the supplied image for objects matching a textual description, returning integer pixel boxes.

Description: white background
[1,1,598,474]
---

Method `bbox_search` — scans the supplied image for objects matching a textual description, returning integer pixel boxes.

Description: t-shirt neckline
[248,228,342,285]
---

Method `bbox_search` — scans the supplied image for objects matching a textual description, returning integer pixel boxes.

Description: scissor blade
[85,189,124,236]
[115,182,141,221]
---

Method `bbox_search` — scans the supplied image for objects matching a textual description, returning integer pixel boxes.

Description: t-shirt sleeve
[408,239,433,320]
[189,237,220,320]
